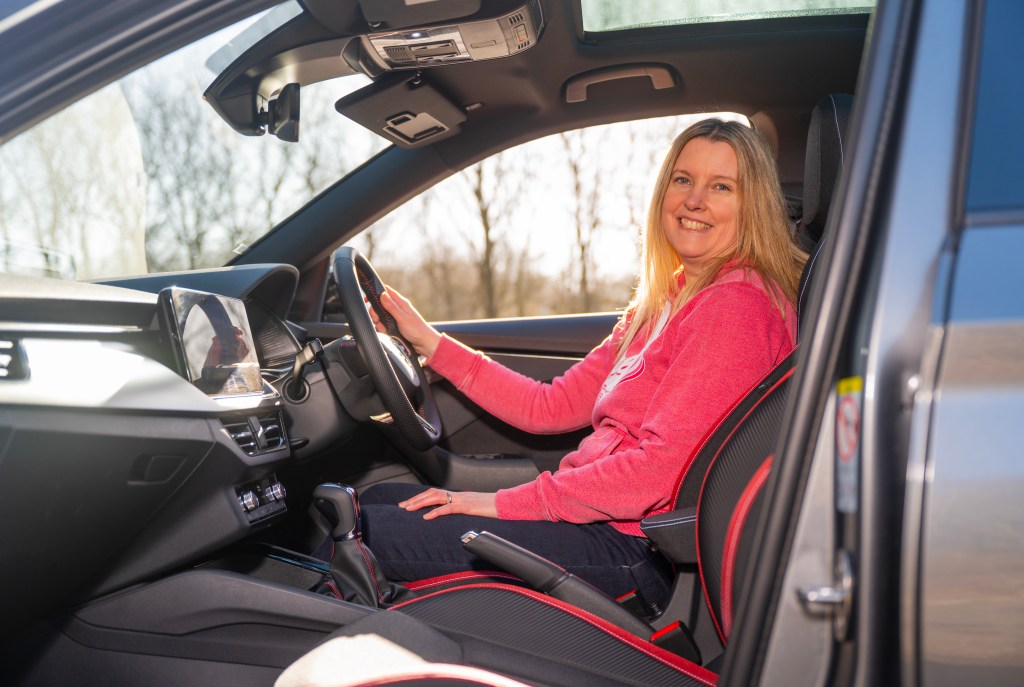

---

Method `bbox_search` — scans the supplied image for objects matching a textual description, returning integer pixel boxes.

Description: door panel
[428,316,611,478]
[436,312,619,357]
[430,314,615,470]
[431,353,593,474]
[300,313,617,483]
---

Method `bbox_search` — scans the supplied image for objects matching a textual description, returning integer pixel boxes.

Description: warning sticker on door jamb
[835,376,862,513]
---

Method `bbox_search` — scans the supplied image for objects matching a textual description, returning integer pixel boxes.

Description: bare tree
[358,198,403,264]
[0,84,148,279]
[561,131,611,311]
[455,150,536,318]
[466,163,500,317]
[123,71,244,271]
[343,114,709,321]
[509,244,547,316]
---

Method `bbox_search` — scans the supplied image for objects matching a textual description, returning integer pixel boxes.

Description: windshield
[0,4,388,280]
[581,0,875,31]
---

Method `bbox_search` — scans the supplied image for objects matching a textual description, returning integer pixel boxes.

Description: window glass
[345,113,748,321]
[580,0,874,32]
[965,0,1024,214]
[0,4,386,280]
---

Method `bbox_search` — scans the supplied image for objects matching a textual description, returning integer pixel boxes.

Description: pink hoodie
[425,268,796,536]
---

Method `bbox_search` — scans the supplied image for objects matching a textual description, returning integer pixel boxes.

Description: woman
[359,119,806,608]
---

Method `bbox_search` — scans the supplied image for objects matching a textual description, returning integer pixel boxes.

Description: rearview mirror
[265,83,300,142]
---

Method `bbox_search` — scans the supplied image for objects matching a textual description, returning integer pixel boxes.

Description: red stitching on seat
[668,392,748,507]
[406,571,524,591]
[669,354,793,508]
[390,583,718,686]
[695,366,795,645]
[720,457,773,639]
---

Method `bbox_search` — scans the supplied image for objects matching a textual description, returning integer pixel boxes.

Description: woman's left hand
[399,488,499,520]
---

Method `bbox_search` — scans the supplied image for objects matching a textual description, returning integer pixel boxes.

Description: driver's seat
[276,345,783,685]
[276,93,852,687]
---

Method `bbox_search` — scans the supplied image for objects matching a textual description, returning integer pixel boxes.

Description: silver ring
[446,491,452,505]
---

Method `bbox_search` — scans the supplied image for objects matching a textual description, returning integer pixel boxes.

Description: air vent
[222,412,287,456]
[223,418,258,454]
[0,340,29,380]
[508,12,525,24]
[258,413,286,452]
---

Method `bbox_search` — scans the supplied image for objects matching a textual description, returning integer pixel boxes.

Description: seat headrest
[800,93,853,245]
[796,93,853,339]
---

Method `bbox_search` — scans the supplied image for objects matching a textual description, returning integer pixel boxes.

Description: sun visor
[335,75,466,148]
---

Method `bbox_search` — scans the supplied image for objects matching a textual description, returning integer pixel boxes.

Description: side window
[964,0,1024,215]
[344,113,747,321]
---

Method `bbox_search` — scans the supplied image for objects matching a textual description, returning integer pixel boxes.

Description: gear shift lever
[312,483,413,607]
[313,483,360,540]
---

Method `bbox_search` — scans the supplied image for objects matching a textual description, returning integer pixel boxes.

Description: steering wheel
[331,246,442,451]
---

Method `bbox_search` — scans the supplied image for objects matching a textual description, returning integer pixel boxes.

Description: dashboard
[0,265,353,634]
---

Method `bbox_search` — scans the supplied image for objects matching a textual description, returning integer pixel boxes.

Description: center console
[159,286,297,527]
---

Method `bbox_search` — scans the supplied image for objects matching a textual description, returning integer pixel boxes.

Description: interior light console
[354,0,544,73]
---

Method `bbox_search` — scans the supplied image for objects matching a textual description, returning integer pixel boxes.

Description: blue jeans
[359,483,673,608]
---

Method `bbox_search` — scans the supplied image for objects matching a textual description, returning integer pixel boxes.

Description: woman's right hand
[371,286,442,359]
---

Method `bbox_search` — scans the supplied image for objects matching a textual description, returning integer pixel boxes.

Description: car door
[720,0,989,684]
[906,1,1024,685]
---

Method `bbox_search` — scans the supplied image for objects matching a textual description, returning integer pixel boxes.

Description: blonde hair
[618,119,806,354]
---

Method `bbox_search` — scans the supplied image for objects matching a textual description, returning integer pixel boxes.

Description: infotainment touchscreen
[160,287,263,397]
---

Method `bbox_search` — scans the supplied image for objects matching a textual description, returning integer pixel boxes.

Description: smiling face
[661,137,741,277]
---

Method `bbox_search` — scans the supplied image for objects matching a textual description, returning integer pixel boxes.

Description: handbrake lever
[461,530,657,640]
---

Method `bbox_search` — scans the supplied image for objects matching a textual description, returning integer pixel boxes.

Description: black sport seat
[277,354,787,686]
[638,91,852,654]
[688,354,796,646]
[275,95,853,687]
